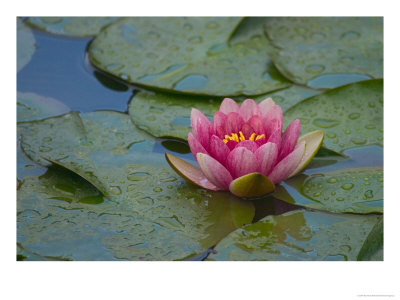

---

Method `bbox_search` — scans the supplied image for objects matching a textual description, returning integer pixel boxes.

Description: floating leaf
[17,92,70,123]
[274,167,383,214]
[17,19,36,72]
[357,216,383,261]
[129,86,320,140]
[89,17,290,96]
[208,210,381,261]
[264,17,383,86]
[26,17,120,37]
[253,84,321,112]
[18,110,255,260]
[284,79,383,153]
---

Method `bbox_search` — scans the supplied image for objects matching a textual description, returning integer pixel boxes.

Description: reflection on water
[17,29,133,112]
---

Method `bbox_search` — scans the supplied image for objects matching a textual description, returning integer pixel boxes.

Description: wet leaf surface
[89,17,290,96]
[18,110,255,260]
[208,210,381,261]
[264,17,383,86]
[26,17,120,37]
[17,19,36,72]
[357,216,383,261]
[284,79,383,153]
[17,92,70,123]
[274,167,383,214]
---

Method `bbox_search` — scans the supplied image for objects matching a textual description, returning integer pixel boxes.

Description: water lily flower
[166,98,324,198]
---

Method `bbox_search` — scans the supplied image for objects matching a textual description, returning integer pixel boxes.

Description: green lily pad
[18,110,255,260]
[26,17,120,37]
[17,19,36,72]
[89,17,290,96]
[357,216,383,261]
[129,86,320,140]
[253,84,321,113]
[129,91,220,139]
[17,92,70,123]
[264,17,383,86]
[274,167,383,214]
[283,79,383,153]
[208,210,381,261]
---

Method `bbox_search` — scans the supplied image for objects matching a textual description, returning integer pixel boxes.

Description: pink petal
[234,140,258,153]
[267,141,305,184]
[226,140,237,150]
[188,132,208,162]
[255,142,278,177]
[210,135,231,166]
[279,119,301,161]
[264,105,283,137]
[248,115,265,135]
[240,123,254,139]
[239,99,261,122]
[226,147,258,179]
[166,152,219,191]
[267,129,282,153]
[219,98,240,114]
[212,111,227,138]
[258,97,275,118]
[197,153,233,190]
[225,112,244,135]
[255,137,267,147]
[191,108,212,151]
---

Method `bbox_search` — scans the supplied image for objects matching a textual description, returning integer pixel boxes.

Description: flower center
[222,131,265,144]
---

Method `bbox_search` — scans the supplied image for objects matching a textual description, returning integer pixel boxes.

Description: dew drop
[351,137,367,145]
[348,113,360,120]
[327,177,337,183]
[109,186,122,195]
[312,119,339,128]
[137,197,154,205]
[305,64,325,74]
[313,192,321,197]
[336,197,344,201]
[127,172,150,181]
[153,187,163,192]
[365,124,376,130]
[341,183,354,190]
[326,132,337,138]
[42,137,53,142]
[364,190,373,199]
[341,31,360,40]
[39,146,52,152]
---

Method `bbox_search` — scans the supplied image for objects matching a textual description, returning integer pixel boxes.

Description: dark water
[17,30,132,112]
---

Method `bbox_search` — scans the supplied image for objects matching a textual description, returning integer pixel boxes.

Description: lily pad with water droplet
[357,216,383,261]
[18,110,255,260]
[264,17,383,86]
[207,210,381,261]
[283,79,383,153]
[26,17,120,37]
[17,19,36,72]
[274,167,383,214]
[89,17,290,96]
[17,92,70,123]
[129,86,320,140]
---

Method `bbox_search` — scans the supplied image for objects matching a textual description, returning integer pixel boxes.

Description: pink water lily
[166,98,324,198]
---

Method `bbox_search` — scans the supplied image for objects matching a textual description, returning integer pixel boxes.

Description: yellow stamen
[239,131,245,141]
[255,134,265,141]
[223,132,266,144]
